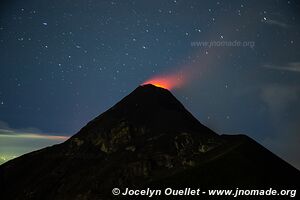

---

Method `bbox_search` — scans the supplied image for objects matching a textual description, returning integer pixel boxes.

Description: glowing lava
[142,73,185,90]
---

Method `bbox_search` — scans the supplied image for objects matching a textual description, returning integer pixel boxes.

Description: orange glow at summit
[142,73,186,90]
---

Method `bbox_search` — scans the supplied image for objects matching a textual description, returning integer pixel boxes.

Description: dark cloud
[260,85,300,114]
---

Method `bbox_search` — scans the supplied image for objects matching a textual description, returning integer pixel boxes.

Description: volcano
[0,84,299,200]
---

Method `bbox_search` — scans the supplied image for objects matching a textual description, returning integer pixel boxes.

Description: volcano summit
[0,84,299,200]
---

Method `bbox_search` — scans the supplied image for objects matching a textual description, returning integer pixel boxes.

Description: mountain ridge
[0,84,299,200]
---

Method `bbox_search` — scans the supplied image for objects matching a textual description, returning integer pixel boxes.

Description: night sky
[0,0,299,169]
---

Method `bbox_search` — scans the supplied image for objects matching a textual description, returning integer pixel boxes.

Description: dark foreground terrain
[0,84,299,200]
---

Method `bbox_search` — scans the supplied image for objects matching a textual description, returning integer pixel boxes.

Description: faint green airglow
[0,133,69,140]
[0,131,69,165]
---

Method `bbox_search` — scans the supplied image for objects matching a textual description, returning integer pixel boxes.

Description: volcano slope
[0,84,299,200]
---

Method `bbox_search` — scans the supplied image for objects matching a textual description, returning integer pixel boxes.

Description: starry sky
[0,0,299,168]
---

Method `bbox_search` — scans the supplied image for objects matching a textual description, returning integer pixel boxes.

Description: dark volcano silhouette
[0,84,299,200]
